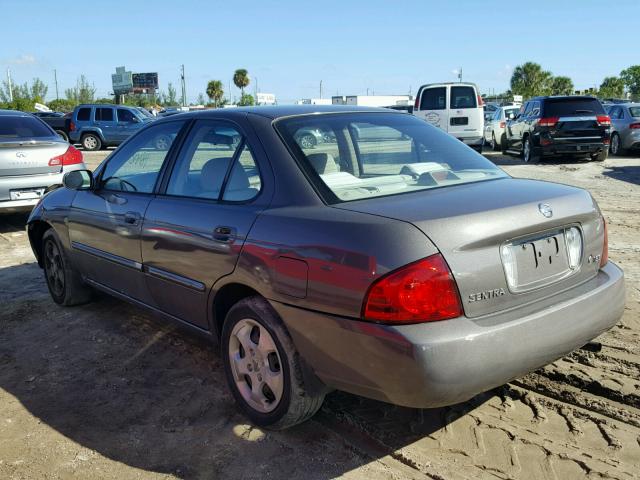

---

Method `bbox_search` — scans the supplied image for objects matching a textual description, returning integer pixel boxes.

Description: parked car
[503,96,610,162]
[0,110,86,213]
[68,104,154,151]
[607,103,640,156]
[483,102,500,122]
[413,82,485,152]
[27,106,624,430]
[483,105,521,150]
[32,111,72,142]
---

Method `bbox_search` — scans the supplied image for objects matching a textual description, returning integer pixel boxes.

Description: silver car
[607,103,640,155]
[483,105,520,150]
[0,110,86,213]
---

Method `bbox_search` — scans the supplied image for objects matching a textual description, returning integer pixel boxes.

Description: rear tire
[491,132,499,151]
[81,133,102,151]
[221,296,326,430]
[610,133,625,156]
[592,150,608,162]
[500,134,509,154]
[523,136,539,163]
[42,230,92,306]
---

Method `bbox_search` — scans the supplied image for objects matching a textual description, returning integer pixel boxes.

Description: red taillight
[414,93,420,110]
[477,95,484,107]
[363,254,462,323]
[596,115,611,126]
[630,122,640,129]
[600,217,608,268]
[538,117,559,127]
[499,121,506,128]
[69,121,76,132]
[49,145,83,167]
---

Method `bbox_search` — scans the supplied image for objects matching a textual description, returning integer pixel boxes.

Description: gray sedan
[607,103,640,155]
[26,106,624,429]
[0,110,86,213]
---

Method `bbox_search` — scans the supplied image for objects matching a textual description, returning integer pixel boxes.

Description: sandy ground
[0,148,638,480]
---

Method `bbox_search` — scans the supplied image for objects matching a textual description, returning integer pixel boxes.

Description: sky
[0,0,637,104]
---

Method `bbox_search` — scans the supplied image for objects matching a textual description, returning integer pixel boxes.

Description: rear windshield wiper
[573,109,593,114]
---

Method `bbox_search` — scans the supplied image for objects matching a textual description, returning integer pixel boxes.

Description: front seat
[306,153,339,175]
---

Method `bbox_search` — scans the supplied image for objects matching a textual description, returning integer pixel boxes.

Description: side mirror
[132,116,140,123]
[63,169,93,190]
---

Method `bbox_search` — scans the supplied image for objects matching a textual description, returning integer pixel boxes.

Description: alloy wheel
[611,135,619,155]
[228,318,284,413]
[491,132,496,150]
[300,134,315,149]
[44,240,65,298]
[523,139,531,162]
[84,136,98,150]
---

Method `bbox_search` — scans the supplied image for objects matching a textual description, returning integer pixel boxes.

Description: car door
[116,108,143,143]
[415,86,448,132]
[140,119,272,329]
[68,119,187,304]
[608,106,622,136]
[448,85,481,138]
[508,102,531,151]
[94,106,116,142]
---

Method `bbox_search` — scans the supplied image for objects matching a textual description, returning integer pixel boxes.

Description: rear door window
[450,86,477,109]
[77,108,91,121]
[629,107,640,118]
[420,87,446,110]
[95,107,114,122]
[543,98,605,117]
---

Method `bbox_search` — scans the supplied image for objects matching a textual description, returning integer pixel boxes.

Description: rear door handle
[124,211,141,225]
[213,225,236,243]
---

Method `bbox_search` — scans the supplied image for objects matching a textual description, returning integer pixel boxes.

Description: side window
[117,109,136,123]
[522,102,533,117]
[77,107,91,121]
[420,87,446,110]
[531,101,541,117]
[450,86,477,109]
[96,107,114,122]
[100,121,184,193]
[166,121,261,202]
[610,107,622,119]
[493,109,502,121]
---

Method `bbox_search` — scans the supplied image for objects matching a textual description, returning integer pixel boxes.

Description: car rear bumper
[538,141,607,156]
[0,166,85,213]
[273,261,624,408]
[456,135,483,146]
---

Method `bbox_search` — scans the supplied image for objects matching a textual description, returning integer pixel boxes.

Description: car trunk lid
[0,140,67,177]
[334,178,605,318]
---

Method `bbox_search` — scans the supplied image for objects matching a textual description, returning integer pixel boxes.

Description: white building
[256,93,277,105]
[344,95,413,107]
[296,98,332,105]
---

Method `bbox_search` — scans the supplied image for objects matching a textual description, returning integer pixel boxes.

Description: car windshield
[0,115,55,140]
[137,108,154,118]
[629,107,640,117]
[505,107,519,118]
[276,112,507,203]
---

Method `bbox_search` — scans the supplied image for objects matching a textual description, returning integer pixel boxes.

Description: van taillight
[600,216,608,268]
[477,95,484,107]
[414,93,420,110]
[362,254,462,323]
[596,115,611,126]
[49,145,83,167]
[538,117,559,127]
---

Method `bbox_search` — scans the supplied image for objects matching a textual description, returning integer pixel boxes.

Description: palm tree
[510,62,553,99]
[550,76,574,96]
[233,69,250,96]
[206,80,224,108]
[599,76,625,98]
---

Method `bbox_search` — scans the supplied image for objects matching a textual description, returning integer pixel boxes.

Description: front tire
[221,296,326,430]
[81,133,102,151]
[42,230,92,306]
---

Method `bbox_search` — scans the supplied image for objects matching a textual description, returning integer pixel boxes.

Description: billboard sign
[256,93,276,105]
[132,72,159,93]
[111,66,133,95]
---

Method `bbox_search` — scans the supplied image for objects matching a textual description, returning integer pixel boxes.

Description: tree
[206,80,224,108]
[166,82,178,106]
[30,78,48,103]
[238,93,255,106]
[510,62,553,99]
[620,65,640,97]
[64,75,96,104]
[233,69,250,95]
[47,99,76,112]
[196,93,206,105]
[550,76,574,96]
[599,76,625,98]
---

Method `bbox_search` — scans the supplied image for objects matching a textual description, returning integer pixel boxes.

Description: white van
[413,82,485,152]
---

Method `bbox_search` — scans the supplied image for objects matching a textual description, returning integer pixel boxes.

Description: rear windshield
[420,87,446,110]
[543,98,605,117]
[450,86,477,109]
[0,115,55,139]
[275,112,507,203]
[629,107,640,117]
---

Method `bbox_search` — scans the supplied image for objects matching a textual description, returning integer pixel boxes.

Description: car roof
[529,95,598,101]
[0,109,35,117]
[152,105,400,122]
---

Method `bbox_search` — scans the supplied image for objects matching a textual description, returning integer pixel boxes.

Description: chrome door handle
[124,211,141,225]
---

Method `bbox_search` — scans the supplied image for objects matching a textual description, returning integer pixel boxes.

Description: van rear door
[414,86,448,132]
[448,85,483,139]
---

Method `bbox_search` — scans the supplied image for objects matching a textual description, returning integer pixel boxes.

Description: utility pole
[255,76,258,98]
[6,68,13,102]
[458,67,463,83]
[180,64,186,106]
[229,79,232,104]
[54,69,59,101]
[320,80,323,99]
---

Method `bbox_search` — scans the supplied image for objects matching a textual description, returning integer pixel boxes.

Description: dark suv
[503,96,610,162]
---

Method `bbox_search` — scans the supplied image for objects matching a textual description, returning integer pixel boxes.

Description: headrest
[306,152,339,174]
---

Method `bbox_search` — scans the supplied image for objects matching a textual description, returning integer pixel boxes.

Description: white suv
[413,82,485,152]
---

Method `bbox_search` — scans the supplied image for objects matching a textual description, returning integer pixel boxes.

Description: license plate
[502,231,572,292]
[10,188,45,201]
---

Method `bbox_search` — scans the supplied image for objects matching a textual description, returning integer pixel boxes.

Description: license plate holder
[10,188,45,201]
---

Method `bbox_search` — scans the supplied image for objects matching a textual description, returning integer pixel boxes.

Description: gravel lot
[0,149,638,480]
